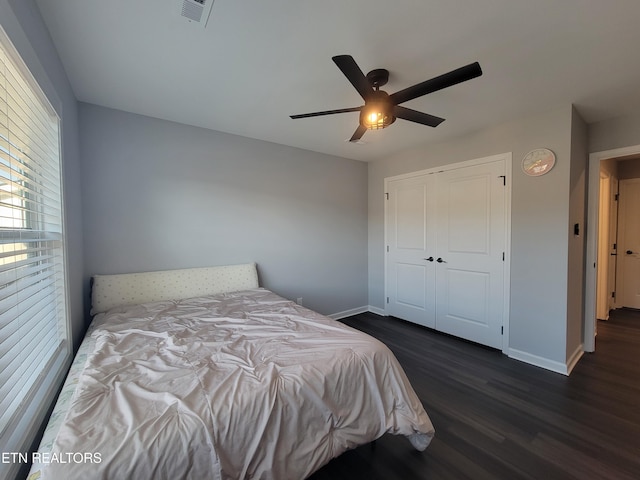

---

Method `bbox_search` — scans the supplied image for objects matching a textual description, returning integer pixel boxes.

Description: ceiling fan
[290,55,482,142]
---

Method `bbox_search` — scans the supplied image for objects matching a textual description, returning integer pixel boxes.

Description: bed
[28,263,434,480]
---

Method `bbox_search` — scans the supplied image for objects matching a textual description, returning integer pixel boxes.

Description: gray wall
[79,103,368,318]
[589,113,640,154]
[618,159,640,179]
[368,105,575,365]
[566,106,588,361]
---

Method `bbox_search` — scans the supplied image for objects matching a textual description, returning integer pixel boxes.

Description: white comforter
[43,288,434,479]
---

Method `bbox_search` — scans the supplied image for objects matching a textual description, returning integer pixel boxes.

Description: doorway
[585,145,640,351]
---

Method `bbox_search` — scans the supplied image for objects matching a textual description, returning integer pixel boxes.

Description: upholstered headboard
[90,263,259,315]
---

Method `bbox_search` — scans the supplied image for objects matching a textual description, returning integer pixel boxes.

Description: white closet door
[434,160,506,349]
[618,178,640,309]
[386,174,437,328]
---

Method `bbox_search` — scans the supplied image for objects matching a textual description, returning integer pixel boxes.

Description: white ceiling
[35,0,640,162]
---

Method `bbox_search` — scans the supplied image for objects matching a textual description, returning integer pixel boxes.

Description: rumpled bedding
[39,288,434,479]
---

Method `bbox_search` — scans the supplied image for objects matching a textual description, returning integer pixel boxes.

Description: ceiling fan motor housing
[366,68,389,88]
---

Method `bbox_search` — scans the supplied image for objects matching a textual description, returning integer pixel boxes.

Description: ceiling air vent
[181,0,215,26]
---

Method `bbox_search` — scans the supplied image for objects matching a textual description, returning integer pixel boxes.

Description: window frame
[0,24,72,480]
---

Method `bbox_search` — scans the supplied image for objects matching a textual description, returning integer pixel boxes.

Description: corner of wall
[508,348,572,376]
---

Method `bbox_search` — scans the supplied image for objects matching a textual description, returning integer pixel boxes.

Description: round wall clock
[522,148,556,176]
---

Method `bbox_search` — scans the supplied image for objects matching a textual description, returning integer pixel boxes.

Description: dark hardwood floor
[308,309,640,480]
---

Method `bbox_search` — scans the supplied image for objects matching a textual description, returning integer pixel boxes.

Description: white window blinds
[0,32,69,440]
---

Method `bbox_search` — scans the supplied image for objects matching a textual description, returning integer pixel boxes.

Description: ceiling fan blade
[290,106,361,119]
[349,125,367,142]
[332,55,374,101]
[390,62,482,105]
[394,105,445,127]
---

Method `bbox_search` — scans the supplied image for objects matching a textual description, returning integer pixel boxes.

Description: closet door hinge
[615,193,619,201]
[502,252,505,261]
[386,245,389,252]
[386,297,390,304]
[499,175,506,186]
[501,326,504,335]
[612,291,616,299]
[385,192,389,200]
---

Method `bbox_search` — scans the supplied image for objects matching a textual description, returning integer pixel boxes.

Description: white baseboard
[328,305,388,320]
[367,305,387,316]
[566,344,584,375]
[509,343,585,376]
[508,348,571,375]
[328,306,368,320]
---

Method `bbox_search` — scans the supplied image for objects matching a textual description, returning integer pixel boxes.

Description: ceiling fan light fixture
[360,100,395,130]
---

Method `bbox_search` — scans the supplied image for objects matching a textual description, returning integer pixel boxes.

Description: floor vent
[181,0,214,26]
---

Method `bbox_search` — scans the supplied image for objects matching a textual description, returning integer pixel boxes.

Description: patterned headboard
[90,263,259,315]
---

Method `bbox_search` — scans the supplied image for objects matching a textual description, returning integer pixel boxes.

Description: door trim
[585,144,640,352]
[383,152,512,354]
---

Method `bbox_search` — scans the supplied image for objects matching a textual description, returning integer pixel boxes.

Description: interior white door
[386,174,436,328]
[618,178,640,309]
[434,161,506,349]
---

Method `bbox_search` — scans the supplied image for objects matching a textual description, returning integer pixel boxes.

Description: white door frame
[383,152,512,354]
[585,144,640,352]
[596,172,612,321]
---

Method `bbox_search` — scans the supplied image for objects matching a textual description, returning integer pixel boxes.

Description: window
[0,27,69,460]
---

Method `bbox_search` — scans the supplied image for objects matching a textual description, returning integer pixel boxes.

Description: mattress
[29,287,434,479]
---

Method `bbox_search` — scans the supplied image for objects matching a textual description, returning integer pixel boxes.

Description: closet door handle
[424,257,434,262]
[627,250,634,255]
[436,257,446,263]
